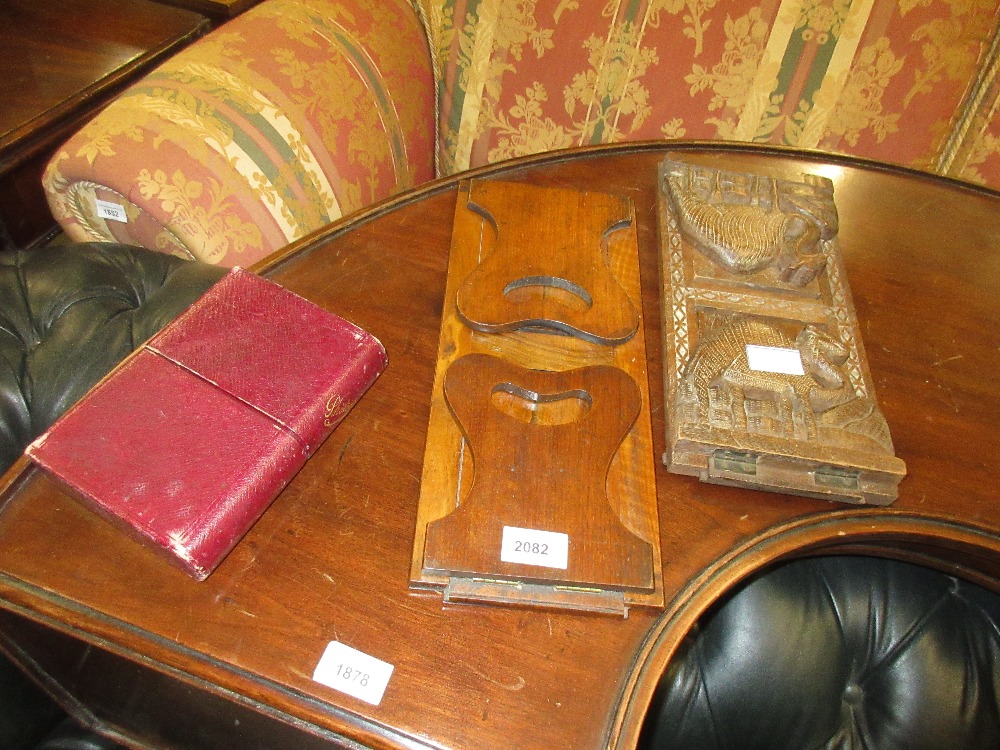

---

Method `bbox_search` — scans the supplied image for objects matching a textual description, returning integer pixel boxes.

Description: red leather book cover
[26,268,387,580]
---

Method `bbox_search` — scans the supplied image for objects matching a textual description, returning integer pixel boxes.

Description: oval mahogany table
[0,143,997,749]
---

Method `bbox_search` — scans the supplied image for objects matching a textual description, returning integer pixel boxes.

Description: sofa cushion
[941,47,1000,186]
[44,0,435,266]
[425,0,1000,188]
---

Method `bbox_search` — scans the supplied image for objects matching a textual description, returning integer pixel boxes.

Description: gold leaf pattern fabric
[940,29,1000,185]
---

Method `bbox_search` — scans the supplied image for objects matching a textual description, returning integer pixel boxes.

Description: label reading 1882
[95,199,128,223]
[500,526,569,569]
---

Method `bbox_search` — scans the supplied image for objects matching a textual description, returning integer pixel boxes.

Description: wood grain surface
[412,180,663,615]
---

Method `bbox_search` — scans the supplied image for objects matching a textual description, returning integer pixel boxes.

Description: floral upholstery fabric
[420,0,1000,187]
[44,0,435,267]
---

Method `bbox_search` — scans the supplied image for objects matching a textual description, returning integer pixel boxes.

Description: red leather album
[26,268,387,580]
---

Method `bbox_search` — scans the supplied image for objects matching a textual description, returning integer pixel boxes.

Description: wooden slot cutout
[456,180,639,345]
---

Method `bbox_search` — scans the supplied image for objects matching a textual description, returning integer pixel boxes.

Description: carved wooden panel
[657,158,906,505]
[412,179,663,615]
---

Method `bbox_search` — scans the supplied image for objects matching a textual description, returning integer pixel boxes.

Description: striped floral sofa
[43,0,1000,268]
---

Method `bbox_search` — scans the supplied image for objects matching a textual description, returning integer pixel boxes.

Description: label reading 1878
[500,526,569,569]
[312,641,394,705]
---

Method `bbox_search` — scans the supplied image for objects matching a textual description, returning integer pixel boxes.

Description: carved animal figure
[666,167,834,286]
[683,319,854,436]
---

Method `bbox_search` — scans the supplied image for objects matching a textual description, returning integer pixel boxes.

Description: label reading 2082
[500,526,569,569]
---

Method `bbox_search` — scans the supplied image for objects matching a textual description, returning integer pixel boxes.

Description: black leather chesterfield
[0,243,225,473]
[641,555,1000,750]
[0,242,997,750]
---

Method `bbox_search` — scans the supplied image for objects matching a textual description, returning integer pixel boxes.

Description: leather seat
[0,242,224,471]
[641,554,1000,750]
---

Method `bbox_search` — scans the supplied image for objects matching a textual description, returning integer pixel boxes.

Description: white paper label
[312,641,394,705]
[500,526,569,569]
[745,344,805,376]
[95,199,128,223]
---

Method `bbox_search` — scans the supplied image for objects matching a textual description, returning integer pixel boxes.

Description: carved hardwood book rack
[411,180,663,616]
[657,158,906,504]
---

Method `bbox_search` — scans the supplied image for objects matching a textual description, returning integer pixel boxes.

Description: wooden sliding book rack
[411,180,663,616]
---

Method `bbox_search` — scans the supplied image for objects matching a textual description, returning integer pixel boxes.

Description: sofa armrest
[43,0,435,267]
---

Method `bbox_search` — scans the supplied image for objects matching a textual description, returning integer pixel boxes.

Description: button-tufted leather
[0,243,225,472]
[0,242,223,750]
[641,555,1000,750]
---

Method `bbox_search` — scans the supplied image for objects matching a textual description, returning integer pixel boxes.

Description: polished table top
[151,0,263,20]
[0,143,998,749]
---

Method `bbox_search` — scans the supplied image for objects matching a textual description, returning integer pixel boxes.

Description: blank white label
[745,344,804,376]
[95,199,128,223]
[312,641,394,705]
[500,526,569,569]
